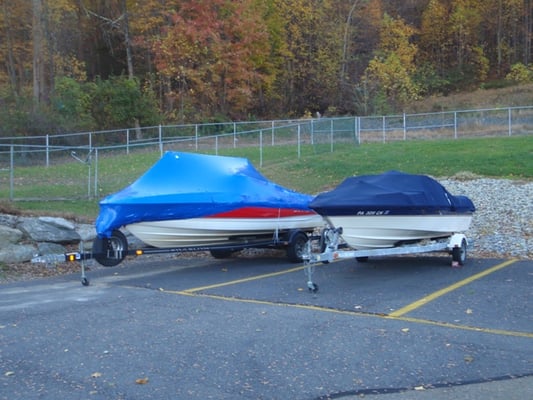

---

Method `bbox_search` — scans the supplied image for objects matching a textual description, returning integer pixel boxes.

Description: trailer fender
[447,233,467,251]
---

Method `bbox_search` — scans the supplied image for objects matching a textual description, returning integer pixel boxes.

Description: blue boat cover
[310,171,475,216]
[96,152,315,237]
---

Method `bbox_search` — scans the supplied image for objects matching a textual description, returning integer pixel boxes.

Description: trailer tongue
[31,228,312,286]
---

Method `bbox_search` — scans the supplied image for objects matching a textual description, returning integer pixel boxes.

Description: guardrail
[0,106,531,201]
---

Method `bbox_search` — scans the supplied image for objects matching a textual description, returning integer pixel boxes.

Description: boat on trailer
[309,171,475,250]
[92,151,324,266]
[302,171,476,292]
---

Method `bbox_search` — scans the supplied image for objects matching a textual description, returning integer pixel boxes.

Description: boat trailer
[32,226,468,291]
[301,228,468,293]
[32,228,311,286]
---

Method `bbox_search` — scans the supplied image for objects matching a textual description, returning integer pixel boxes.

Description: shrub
[505,63,533,83]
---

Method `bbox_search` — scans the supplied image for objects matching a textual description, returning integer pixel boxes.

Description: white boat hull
[126,214,325,248]
[324,214,473,250]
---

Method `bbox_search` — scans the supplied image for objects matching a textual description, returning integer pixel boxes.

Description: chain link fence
[0,106,531,202]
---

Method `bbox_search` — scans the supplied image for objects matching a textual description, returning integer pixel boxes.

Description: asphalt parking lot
[1,253,532,399]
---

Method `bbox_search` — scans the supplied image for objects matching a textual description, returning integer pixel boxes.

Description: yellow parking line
[159,257,532,339]
[181,265,307,293]
[162,289,533,339]
[389,259,519,317]
[387,315,533,339]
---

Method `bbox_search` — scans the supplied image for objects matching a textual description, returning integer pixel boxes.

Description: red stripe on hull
[208,207,316,219]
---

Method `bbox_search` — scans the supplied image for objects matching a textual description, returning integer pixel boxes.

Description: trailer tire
[452,238,467,265]
[287,231,309,263]
[93,230,128,267]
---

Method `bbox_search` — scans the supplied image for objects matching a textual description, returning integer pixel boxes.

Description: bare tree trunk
[120,0,142,139]
[122,0,134,79]
[339,0,367,110]
[525,0,532,65]
[2,2,18,94]
[497,0,502,76]
[32,0,45,108]
[340,0,363,89]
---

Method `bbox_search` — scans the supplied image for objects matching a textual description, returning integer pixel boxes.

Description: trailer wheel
[93,230,128,267]
[452,238,467,265]
[287,231,309,263]
[308,282,319,293]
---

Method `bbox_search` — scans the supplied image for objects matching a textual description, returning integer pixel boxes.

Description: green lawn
[3,135,531,219]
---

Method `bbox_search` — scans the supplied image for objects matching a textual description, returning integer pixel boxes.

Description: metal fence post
[356,117,360,145]
[94,148,98,198]
[403,113,407,140]
[297,124,301,159]
[126,128,130,154]
[9,145,14,201]
[87,151,91,199]
[159,124,163,156]
[46,134,50,167]
[330,119,334,152]
[260,130,263,167]
[508,107,512,136]
[454,112,458,139]
[382,116,386,142]
[195,124,199,151]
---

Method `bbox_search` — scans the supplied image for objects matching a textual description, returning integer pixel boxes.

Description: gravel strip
[440,177,532,260]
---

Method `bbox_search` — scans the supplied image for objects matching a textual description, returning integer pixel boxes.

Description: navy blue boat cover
[96,152,315,237]
[310,171,475,216]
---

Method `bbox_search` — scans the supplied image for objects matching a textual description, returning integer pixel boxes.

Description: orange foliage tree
[151,0,271,120]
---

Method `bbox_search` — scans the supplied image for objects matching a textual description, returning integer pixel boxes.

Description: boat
[93,152,324,265]
[309,171,475,250]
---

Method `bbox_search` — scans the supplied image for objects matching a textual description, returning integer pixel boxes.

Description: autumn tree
[450,0,489,84]
[267,0,346,116]
[0,1,32,96]
[418,0,489,90]
[479,0,527,76]
[361,14,420,113]
[382,0,433,25]
[341,0,381,115]
[151,0,271,120]
[419,0,450,76]
[31,0,83,105]
[338,0,383,112]
[4,0,533,134]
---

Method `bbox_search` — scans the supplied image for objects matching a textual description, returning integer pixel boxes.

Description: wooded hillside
[1,0,532,136]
